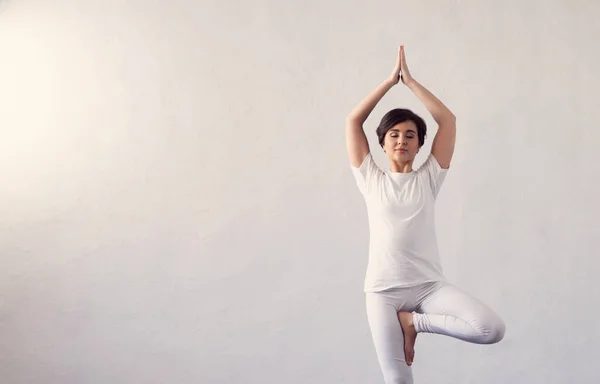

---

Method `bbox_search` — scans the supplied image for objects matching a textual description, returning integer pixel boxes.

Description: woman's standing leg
[410,282,506,344]
[366,291,415,384]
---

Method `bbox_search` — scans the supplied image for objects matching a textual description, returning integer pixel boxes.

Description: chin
[394,152,413,159]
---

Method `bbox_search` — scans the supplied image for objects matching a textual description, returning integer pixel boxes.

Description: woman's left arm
[399,46,456,169]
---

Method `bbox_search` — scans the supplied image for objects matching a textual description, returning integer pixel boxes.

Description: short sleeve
[418,153,449,199]
[350,152,383,196]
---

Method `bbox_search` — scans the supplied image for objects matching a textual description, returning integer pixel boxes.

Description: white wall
[1,0,599,383]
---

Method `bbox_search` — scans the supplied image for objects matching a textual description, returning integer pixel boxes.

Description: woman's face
[383,121,420,162]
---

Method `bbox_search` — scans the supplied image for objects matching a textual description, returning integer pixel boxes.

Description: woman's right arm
[346,47,401,167]
[345,80,395,166]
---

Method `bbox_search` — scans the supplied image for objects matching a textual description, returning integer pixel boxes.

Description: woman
[346,45,505,384]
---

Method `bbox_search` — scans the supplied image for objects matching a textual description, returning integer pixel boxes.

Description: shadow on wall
[196,182,375,381]
[0,169,372,382]
[197,180,368,299]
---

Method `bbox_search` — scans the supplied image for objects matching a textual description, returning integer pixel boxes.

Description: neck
[389,160,414,173]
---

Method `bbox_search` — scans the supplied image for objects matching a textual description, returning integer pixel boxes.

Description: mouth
[395,148,408,153]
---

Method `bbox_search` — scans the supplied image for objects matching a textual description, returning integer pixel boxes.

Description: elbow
[345,116,357,125]
[443,113,457,124]
[346,114,365,125]
[436,114,456,129]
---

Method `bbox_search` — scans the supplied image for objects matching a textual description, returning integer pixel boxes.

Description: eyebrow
[390,128,417,134]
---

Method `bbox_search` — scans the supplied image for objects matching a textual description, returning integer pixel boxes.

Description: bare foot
[398,312,417,366]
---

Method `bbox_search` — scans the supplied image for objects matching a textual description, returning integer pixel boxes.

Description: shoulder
[350,152,387,195]
[417,153,446,174]
[416,153,449,199]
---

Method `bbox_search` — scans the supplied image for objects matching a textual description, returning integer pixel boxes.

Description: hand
[389,46,403,85]
[399,45,414,85]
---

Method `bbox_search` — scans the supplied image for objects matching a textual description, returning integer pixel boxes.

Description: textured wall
[1,0,599,383]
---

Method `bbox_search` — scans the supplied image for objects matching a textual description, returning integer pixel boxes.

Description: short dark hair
[376,108,427,148]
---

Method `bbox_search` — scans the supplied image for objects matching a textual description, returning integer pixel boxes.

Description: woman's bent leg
[414,283,505,344]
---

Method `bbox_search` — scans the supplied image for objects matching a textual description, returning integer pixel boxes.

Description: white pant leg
[413,282,506,344]
[366,290,415,384]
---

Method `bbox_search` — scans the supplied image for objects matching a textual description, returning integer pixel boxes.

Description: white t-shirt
[351,152,449,292]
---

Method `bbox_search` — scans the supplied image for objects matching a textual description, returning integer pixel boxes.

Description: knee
[478,316,505,344]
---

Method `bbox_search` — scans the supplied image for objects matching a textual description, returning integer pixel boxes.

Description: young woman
[346,45,505,384]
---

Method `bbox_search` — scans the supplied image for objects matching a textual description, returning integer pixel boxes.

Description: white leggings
[366,281,505,384]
